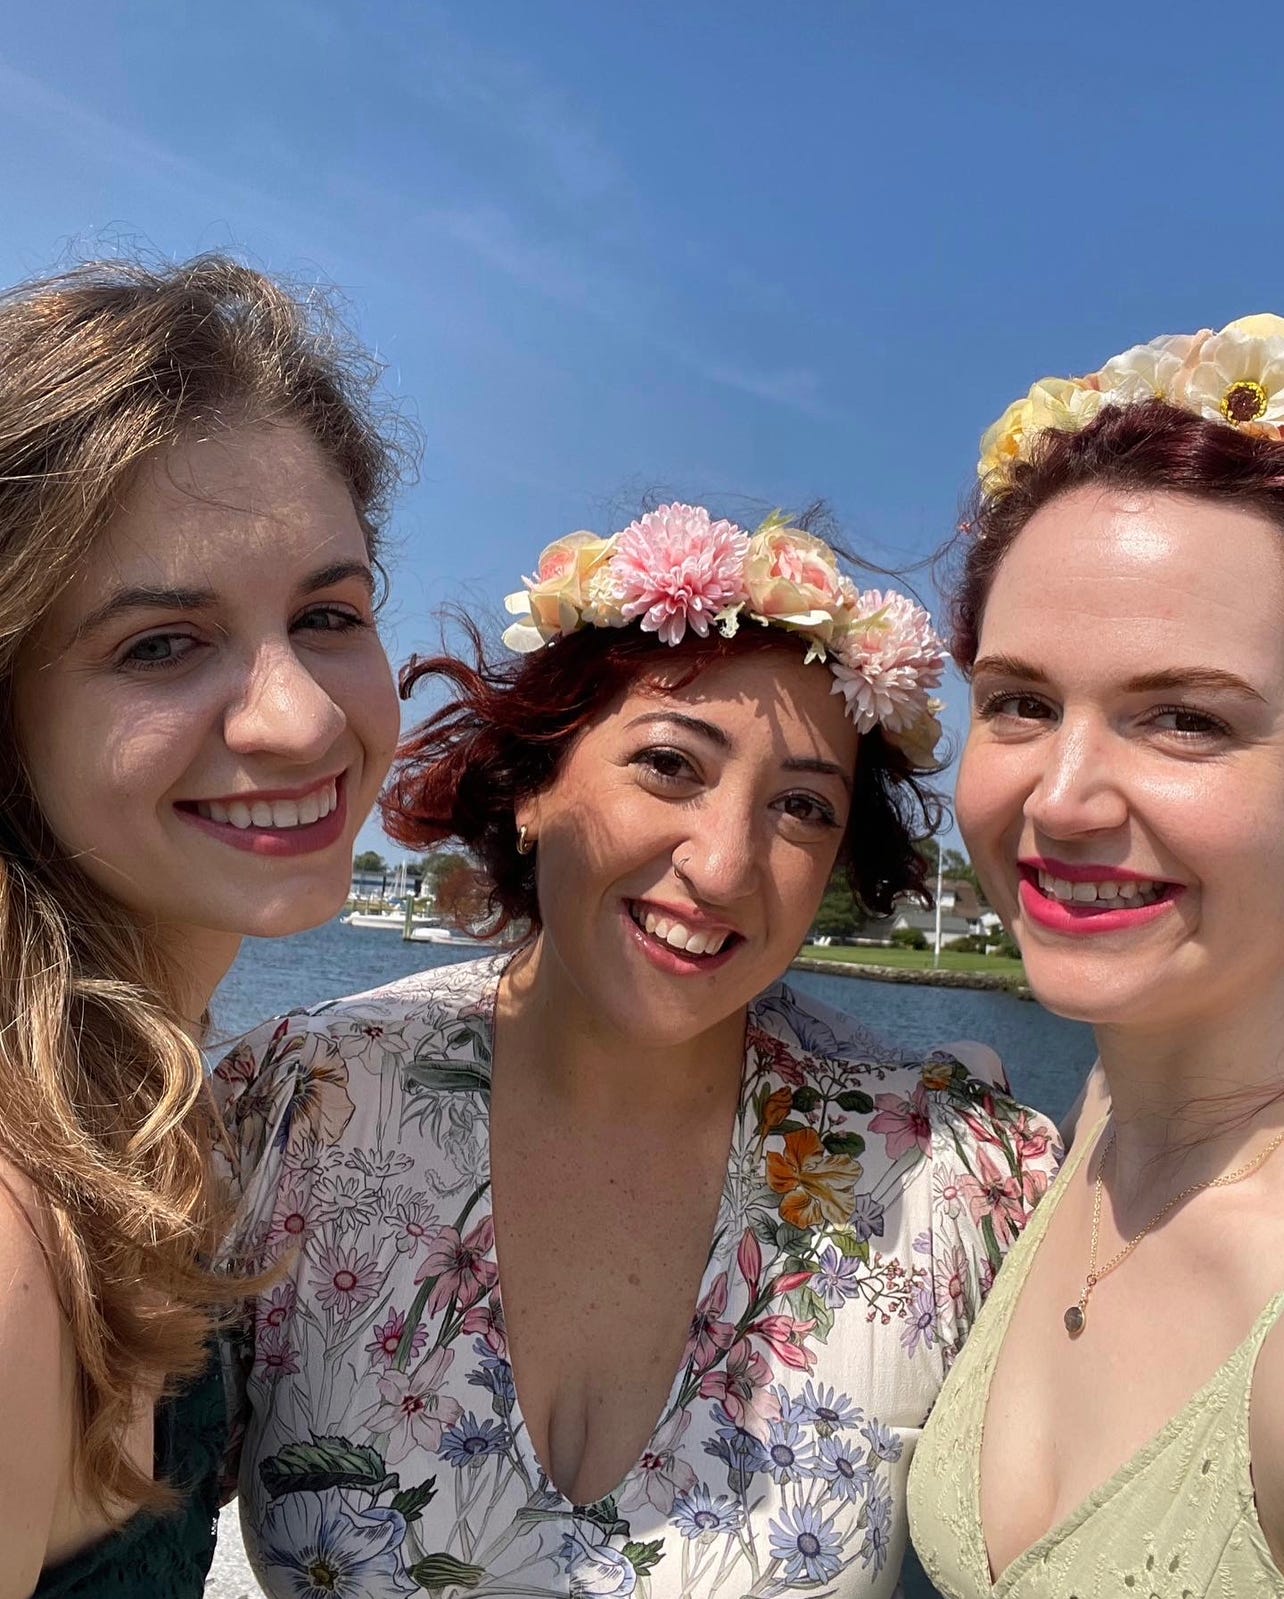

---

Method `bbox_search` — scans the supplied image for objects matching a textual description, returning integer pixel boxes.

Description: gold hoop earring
[516,824,534,856]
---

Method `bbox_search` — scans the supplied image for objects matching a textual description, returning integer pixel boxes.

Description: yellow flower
[976,393,1035,482]
[1177,322,1284,432]
[501,532,616,651]
[1022,376,1105,435]
[976,378,1103,486]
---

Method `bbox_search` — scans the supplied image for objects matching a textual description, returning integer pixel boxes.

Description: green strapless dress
[32,1352,225,1598]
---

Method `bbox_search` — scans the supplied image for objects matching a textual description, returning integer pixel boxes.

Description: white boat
[343,908,413,930]
[406,924,489,947]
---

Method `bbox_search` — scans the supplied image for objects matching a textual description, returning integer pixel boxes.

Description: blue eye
[120,633,197,671]
[295,606,366,633]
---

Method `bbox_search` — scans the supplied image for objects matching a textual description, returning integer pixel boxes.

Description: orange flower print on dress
[766,1128,861,1228]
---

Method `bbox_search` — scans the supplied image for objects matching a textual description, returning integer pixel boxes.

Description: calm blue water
[213,918,1095,1120]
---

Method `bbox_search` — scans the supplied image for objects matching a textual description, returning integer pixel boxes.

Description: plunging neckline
[480,962,747,1511]
[972,1119,1284,1593]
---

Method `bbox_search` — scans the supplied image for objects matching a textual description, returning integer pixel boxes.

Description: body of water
[214,918,1095,1121]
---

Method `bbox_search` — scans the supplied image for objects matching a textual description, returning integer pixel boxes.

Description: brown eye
[977,691,1053,722]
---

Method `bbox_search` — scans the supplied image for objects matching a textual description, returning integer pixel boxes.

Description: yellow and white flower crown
[979,313,1284,496]
[501,504,946,765]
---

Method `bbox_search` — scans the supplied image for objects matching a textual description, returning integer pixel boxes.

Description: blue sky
[1,2,1271,854]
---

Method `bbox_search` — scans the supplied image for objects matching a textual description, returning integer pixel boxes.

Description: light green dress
[908,1122,1284,1597]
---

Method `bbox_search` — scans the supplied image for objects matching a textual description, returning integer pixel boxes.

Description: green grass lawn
[797,943,1026,978]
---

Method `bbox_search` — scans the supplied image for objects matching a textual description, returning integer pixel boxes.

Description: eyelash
[974,690,1231,740]
[974,690,1053,722]
[117,607,369,673]
[1145,703,1231,738]
[629,747,840,828]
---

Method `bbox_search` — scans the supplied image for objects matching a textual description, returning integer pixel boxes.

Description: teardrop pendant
[1063,1304,1085,1336]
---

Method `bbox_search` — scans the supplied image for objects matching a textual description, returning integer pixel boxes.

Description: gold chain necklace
[1064,1122,1284,1337]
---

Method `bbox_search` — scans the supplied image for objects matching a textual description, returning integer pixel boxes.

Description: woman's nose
[1024,718,1129,840]
[221,641,347,764]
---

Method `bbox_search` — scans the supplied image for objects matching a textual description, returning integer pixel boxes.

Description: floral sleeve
[917,1041,1062,1366]
[210,1011,322,1492]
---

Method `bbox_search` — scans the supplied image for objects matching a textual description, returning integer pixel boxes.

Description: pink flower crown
[502,503,946,765]
[979,313,1284,497]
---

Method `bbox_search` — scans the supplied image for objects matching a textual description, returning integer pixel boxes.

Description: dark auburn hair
[948,398,1284,670]
[382,618,944,934]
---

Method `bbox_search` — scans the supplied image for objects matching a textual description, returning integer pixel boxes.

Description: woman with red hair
[910,318,1284,1594]
[218,504,1056,1597]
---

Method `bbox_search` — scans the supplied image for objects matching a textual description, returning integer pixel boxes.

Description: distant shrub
[890,926,928,950]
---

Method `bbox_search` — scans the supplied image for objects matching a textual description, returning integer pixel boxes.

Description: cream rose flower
[976,394,1035,482]
[501,531,615,652]
[1094,332,1208,406]
[1176,322,1284,432]
[1223,313,1284,341]
[977,377,1104,485]
[743,524,846,638]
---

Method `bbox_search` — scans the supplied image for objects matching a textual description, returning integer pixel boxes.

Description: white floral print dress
[215,956,1059,1599]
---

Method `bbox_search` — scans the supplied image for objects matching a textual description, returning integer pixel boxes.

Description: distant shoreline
[790,954,1032,999]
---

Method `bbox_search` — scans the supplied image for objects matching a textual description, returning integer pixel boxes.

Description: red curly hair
[381,616,944,936]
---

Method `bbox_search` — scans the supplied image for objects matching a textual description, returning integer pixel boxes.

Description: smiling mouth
[179,777,339,831]
[1025,866,1176,909]
[627,901,741,959]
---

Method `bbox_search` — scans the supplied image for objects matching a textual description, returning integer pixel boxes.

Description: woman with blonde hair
[0,255,402,1595]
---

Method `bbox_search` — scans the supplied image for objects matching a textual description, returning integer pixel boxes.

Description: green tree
[917,839,980,893]
[415,849,471,905]
[352,849,388,873]
[809,872,866,941]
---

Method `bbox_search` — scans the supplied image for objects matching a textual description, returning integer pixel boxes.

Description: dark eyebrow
[783,756,853,792]
[72,586,217,642]
[626,711,731,748]
[970,653,1051,684]
[303,560,376,598]
[1120,667,1266,702]
[70,560,375,644]
[626,712,851,788]
[971,654,1264,703]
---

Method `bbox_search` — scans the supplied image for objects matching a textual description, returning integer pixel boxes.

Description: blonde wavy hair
[0,254,403,1511]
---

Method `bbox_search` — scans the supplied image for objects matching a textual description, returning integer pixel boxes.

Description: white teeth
[197,779,338,831]
[634,905,730,958]
[1036,869,1166,906]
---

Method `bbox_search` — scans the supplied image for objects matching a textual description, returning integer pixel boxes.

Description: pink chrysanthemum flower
[830,590,945,736]
[611,503,749,646]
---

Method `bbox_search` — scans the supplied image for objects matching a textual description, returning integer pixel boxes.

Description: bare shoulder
[0,1158,77,1595]
[1249,1309,1284,1570]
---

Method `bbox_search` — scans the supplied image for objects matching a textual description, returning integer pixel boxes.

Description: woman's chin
[1019,949,1184,1031]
